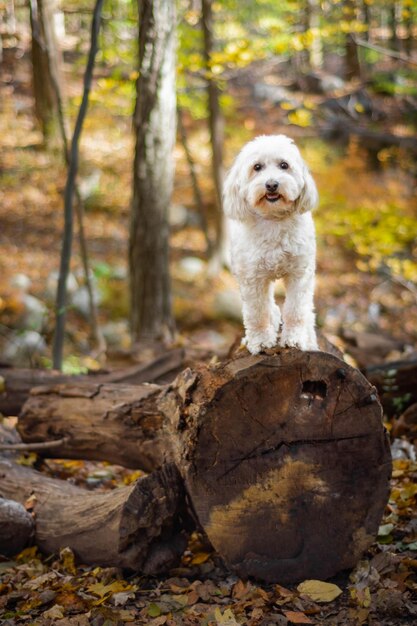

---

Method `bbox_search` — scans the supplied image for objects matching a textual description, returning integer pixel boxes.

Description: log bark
[18,382,170,471]
[0,497,34,557]
[160,349,391,583]
[0,459,187,572]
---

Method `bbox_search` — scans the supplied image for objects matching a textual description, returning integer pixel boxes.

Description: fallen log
[160,350,392,583]
[364,358,417,417]
[5,347,391,583]
[0,459,187,573]
[0,348,184,416]
[18,382,169,471]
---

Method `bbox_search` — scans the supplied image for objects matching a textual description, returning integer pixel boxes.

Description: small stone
[3,330,47,367]
[177,256,206,280]
[213,289,242,321]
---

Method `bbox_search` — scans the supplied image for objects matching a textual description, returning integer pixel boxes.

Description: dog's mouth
[265,193,282,203]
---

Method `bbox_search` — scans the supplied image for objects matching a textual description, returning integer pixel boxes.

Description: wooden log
[0,497,34,556]
[0,458,188,572]
[363,358,417,417]
[0,348,184,416]
[160,348,392,583]
[18,382,170,471]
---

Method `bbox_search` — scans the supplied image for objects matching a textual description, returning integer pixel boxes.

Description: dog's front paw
[245,327,278,355]
[280,327,318,351]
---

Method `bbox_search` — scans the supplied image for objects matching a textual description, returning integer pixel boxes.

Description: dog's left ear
[295,165,318,213]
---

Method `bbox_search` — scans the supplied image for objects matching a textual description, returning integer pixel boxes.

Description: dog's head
[223,134,318,221]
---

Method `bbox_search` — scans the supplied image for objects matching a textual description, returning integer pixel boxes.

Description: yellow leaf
[190,551,211,565]
[214,607,240,625]
[297,579,342,603]
[59,546,77,575]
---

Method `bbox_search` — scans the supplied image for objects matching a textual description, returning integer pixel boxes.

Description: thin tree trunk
[129,0,177,344]
[201,0,226,265]
[344,1,361,79]
[177,106,212,255]
[29,0,63,146]
[41,10,105,360]
[52,0,104,370]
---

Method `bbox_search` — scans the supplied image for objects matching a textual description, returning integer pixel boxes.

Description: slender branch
[38,2,105,359]
[0,438,69,452]
[177,106,212,255]
[352,35,417,68]
[52,0,105,370]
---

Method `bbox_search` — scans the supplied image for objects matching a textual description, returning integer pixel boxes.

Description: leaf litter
[0,455,415,625]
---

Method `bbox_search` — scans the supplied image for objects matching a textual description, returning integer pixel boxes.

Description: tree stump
[160,349,391,583]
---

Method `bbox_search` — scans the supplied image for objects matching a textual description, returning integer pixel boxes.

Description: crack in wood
[219,433,371,479]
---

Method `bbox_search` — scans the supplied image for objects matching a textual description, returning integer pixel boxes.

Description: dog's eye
[280,161,289,170]
[253,163,263,172]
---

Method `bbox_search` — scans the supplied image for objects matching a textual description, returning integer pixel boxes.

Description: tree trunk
[29,0,63,146]
[18,382,170,471]
[201,0,226,265]
[11,347,391,583]
[0,459,187,573]
[129,0,177,344]
[161,350,391,583]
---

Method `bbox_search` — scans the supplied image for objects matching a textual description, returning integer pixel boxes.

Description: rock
[101,320,130,349]
[169,204,188,228]
[78,168,101,201]
[71,285,102,318]
[298,72,345,94]
[16,294,48,333]
[213,289,242,321]
[3,331,47,367]
[45,271,79,302]
[177,257,206,281]
[253,82,299,107]
[11,273,32,291]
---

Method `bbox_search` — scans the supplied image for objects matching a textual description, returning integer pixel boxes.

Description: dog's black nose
[265,179,279,192]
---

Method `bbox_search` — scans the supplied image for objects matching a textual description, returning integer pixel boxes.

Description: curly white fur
[223,134,319,354]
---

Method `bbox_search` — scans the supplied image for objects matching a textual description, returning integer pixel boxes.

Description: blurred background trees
[0,0,416,371]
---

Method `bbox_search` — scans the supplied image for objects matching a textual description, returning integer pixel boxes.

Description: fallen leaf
[42,604,65,620]
[214,607,240,625]
[283,610,314,624]
[191,551,211,565]
[59,546,77,575]
[297,579,342,603]
[148,602,162,617]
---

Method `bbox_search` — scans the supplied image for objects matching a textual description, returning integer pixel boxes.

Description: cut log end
[161,348,392,583]
[0,497,34,556]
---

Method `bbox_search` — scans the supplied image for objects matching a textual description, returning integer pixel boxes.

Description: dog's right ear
[222,160,250,221]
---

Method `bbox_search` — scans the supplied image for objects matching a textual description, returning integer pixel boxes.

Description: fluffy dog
[223,134,319,354]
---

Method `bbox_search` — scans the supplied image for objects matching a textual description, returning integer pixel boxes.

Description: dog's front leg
[280,265,318,351]
[239,278,278,354]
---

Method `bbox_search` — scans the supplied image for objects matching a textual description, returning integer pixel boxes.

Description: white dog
[223,134,319,354]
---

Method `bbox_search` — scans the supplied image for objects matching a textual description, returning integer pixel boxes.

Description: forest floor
[1,33,417,626]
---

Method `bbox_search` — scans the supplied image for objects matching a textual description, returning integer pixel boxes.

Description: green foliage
[314,141,417,285]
